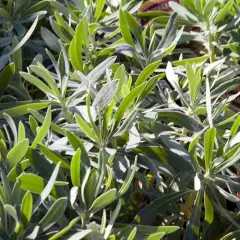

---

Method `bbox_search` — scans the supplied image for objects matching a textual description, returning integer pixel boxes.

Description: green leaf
[39,197,67,230]
[95,0,106,21]
[184,191,203,240]
[214,148,240,173]
[119,9,134,46]
[69,21,83,72]
[87,56,117,84]
[169,1,198,22]
[21,1,50,18]
[135,61,161,86]
[0,62,15,97]
[214,0,234,24]
[92,80,118,111]
[204,192,214,224]
[33,162,60,213]
[173,55,209,66]
[31,106,51,149]
[3,113,17,145]
[134,190,192,225]
[157,12,178,49]
[7,159,30,182]
[0,17,39,64]
[138,75,162,102]
[104,200,122,239]
[29,64,60,97]
[49,216,81,240]
[18,121,25,143]
[20,191,33,228]
[75,114,98,142]
[116,225,179,236]
[124,11,142,46]
[70,149,81,187]
[186,63,202,106]
[7,139,29,169]
[66,131,90,173]
[118,158,137,196]
[20,72,54,96]
[166,62,191,109]
[127,227,137,240]
[220,231,240,240]
[1,171,13,204]
[85,169,98,207]
[68,230,92,240]
[147,232,165,240]
[204,128,216,174]
[41,27,61,53]
[115,64,126,99]
[90,189,117,213]
[112,83,146,133]
[0,101,53,119]
[17,173,48,194]
[203,0,216,17]
[230,115,240,137]
[12,37,22,78]
[50,1,78,22]
[155,109,204,132]
[4,204,18,222]
[28,108,64,135]
[39,144,70,169]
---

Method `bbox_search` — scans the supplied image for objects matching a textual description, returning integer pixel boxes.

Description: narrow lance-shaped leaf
[39,197,67,231]
[186,63,199,106]
[118,157,137,196]
[214,148,240,173]
[214,0,234,24]
[7,139,29,169]
[206,77,213,128]
[87,56,117,84]
[20,191,33,228]
[31,106,52,149]
[18,121,26,143]
[75,114,98,142]
[95,0,106,21]
[184,191,203,240]
[29,64,60,98]
[0,62,15,97]
[69,21,83,72]
[49,216,81,240]
[71,149,81,187]
[66,131,90,173]
[0,101,53,119]
[119,9,134,46]
[4,204,18,222]
[59,40,69,97]
[112,82,147,134]
[157,12,178,49]
[90,189,117,213]
[20,72,54,97]
[104,200,122,239]
[39,144,70,169]
[0,17,39,66]
[204,127,216,174]
[33,162,61,213]
[134,190,192,225]
[135,61,161,86]
[202,191,214,237]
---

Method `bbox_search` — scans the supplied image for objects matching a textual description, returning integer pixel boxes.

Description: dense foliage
[1,0,240,239]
